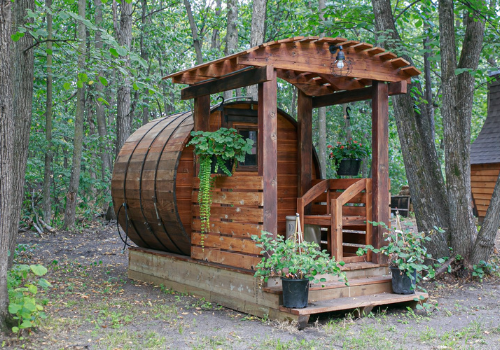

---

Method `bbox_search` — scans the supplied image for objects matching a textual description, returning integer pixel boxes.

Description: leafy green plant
[472,260,498,281]
[187,128,253,247]
[251,231,348,285]
[328,139,369,166]
[356,218,434,283]
[8,264,52,336]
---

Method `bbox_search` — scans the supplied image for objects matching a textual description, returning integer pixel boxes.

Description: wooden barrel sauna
[112,101,321,257]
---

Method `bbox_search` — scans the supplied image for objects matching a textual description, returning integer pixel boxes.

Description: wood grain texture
[297,91,313,199]
[181,66,273,99]
[371,81,389,264]
[259,71,278,236]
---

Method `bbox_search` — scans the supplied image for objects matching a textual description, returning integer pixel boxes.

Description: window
[237,128,258,170]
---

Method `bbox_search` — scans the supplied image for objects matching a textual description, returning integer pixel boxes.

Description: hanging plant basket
[337,158,362,176]
[210,156,234,175]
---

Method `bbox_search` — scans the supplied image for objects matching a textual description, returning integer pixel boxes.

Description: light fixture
[329,45,353,77]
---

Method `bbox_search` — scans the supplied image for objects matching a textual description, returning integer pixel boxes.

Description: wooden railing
[297,178,372,262]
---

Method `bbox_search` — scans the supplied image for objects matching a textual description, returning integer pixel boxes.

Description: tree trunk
[183,0,203,64]
[223,0,238,101]
[42,0,53,223]
[317,0,327,179]
[63,0,86,229]
[372,0,450,259]
[318,107,327,178]
[211,0,222,49]
[94,0,111,182]
[115,0,133,156]
[423,31,435,142]
[439,0,485,262]
[0,0,14,329]
[10,0,34,266]
[140,0,150,125]
[247,0,267,100]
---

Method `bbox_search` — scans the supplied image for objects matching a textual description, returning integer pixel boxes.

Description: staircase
[263,262,428,329]
[297,178,372,263]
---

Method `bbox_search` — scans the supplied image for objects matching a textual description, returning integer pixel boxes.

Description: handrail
[336,179,367,206]
[299,179,330,207]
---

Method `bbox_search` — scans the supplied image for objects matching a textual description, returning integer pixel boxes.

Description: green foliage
[357,219,433,282]
[472,260,498,281]
[8,264,52,336]
[187,128,253,246]
[251,231,348,285]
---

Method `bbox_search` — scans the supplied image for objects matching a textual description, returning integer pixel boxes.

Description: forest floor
[1,220,500,349]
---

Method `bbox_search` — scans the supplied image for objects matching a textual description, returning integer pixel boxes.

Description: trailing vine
[188,128,253,249]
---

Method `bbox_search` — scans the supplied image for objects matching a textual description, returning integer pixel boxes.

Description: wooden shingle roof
[471,73,500,164]
[164,36,421,97]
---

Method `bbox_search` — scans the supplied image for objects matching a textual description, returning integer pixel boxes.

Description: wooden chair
[297,179,372,263]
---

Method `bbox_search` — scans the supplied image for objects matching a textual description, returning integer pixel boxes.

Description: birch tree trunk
[10,0,34,265]
[223,0,238,100]
[42,0,53,223]
[115,0,133,156]
[0,0,13,329]
[247,0,267,100]
[63,0,86,229]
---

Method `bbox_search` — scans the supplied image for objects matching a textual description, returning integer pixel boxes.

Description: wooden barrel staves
[111,111,194,255]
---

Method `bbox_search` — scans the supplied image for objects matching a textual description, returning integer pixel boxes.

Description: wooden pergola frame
[164,36,420,263]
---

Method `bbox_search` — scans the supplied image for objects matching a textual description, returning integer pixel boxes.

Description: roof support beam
[181,66,274,100]
[312,81,407,108]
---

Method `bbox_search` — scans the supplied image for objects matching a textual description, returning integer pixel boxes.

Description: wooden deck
[128,247,428,329]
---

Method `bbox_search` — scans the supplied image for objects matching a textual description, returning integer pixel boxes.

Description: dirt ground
[1,221,500,350]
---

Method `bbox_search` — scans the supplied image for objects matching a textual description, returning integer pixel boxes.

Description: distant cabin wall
[471,163,500,218]
[188,102,318,270]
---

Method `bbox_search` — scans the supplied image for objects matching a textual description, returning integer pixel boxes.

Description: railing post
[331,199,343,261]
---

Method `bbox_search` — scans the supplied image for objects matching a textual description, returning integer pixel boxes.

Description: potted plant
[356,217,432,294]
[328,139,369,176]
[187,128,254,247]
[252,231,348,308]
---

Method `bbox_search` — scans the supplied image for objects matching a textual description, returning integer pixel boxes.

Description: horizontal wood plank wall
[190,103,319,270]
[471,163,500,217]
[191,104,264,270]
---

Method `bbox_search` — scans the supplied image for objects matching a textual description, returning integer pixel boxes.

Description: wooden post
[371,81,389,264]
[258,70,278,236]
[193,95,210,132]
[297,91,313,198]
[193,95,211,176]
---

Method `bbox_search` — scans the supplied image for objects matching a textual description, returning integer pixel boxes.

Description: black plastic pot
[390,266,416,294]
[337,159,362,176]
[281,278,309,308]
[210,156,234,175]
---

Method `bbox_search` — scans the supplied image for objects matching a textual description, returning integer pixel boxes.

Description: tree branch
[394,0,422,23]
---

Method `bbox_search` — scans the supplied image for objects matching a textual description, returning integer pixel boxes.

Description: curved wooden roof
[164,36,421,97]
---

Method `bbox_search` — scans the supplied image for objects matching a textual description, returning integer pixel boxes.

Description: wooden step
[279,291,429,316]
[264,275,393,302]
[304,215,367,227]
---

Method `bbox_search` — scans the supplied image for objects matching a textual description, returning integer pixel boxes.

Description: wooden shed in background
[471,72,500,219]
